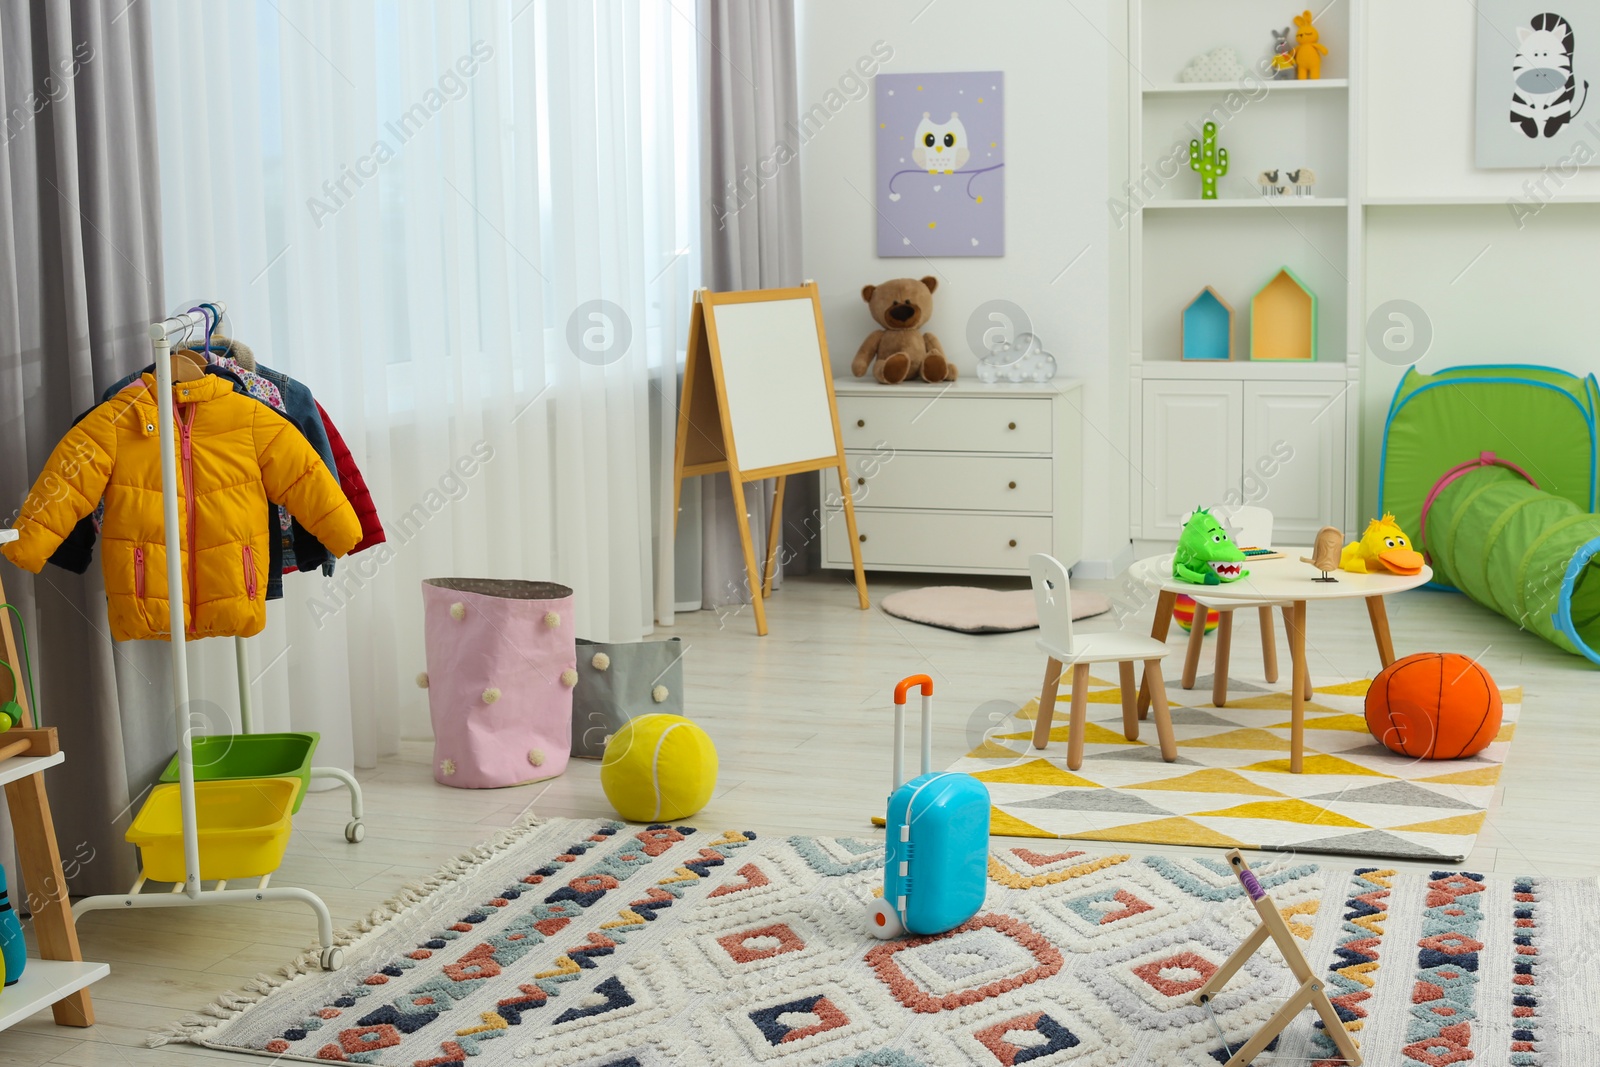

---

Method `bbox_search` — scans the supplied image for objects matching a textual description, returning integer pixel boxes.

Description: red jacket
[316,401,385,553]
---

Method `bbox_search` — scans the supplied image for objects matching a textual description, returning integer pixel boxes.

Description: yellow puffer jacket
[2,373,360,641]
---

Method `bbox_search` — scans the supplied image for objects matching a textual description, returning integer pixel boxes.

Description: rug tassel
[146,811,560,1047]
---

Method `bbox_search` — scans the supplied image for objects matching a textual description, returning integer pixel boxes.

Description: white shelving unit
[1124,0,1362,544]
[0,533,110,1031]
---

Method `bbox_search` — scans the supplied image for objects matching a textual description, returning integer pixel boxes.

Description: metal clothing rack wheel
[69,303,347,972]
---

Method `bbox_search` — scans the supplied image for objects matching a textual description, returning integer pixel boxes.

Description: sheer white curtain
[152,0,695,764]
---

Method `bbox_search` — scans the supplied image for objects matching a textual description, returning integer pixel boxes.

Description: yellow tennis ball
[600,714,717,823]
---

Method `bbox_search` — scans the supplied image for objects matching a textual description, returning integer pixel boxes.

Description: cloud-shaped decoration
[1178,46,1247,84]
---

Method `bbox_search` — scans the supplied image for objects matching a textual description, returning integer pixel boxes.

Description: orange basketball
[1364,652,1502,759]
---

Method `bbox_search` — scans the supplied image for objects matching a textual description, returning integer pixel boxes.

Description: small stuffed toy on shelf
[1172,508,1249,585]
[1341,514,1424,575]
[1269,27,1296,80]
[852,276,956,384]
[1293,9,1327,80]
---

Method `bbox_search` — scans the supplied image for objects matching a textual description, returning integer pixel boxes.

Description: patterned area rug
[165,817,1596,1065]
[953,676,1520,862]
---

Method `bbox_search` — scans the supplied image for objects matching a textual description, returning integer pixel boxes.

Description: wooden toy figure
[1300,525,1343,581]
[1293,9,1327,79]
[1189,122,1229,200]
[1257,169,1283,197]
[1288,167,1317,196]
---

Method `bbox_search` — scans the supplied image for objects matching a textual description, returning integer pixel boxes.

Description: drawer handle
[857,477,865,486]
[857,419,866,428]
[1008,539,1017,548]
[859,534,868,543]
[1008,421,1017,430]
[1008,481,1017,489]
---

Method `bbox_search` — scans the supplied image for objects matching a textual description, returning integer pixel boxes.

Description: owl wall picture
[877,72,1004,256]
[911,111,971,173]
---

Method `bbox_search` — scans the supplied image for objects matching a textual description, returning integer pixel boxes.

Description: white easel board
[673,283,868,635]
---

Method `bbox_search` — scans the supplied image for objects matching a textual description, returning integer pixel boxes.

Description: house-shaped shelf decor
[1250,268,1317,361]
[1181,286,1233,360]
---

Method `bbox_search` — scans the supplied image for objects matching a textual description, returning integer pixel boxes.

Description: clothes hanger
[170,311,205,383]
[200,304,221,362]
[198,302,254,371]
[196,303,220,358]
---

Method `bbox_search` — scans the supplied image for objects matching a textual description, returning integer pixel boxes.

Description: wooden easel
[0,556,97,1025]
[1194,849,1360,1066]
[673,284,869,636]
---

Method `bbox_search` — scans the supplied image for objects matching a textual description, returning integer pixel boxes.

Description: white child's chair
[1029,553,1177,771]
[1181,505,1309,706]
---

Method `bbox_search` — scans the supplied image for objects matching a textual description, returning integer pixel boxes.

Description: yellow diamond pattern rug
[948,675,1520,862]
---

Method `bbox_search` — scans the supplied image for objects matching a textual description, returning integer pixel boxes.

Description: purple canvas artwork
[876,71,1005,257]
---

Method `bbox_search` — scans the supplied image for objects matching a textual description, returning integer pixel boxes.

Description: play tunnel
[1379,365,1600,664]
[1421,456,1600,664]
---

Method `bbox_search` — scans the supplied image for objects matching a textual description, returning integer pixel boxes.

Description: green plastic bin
[158,732,320,814]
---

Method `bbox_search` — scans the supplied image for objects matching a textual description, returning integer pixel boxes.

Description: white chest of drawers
[821,378,1084,576]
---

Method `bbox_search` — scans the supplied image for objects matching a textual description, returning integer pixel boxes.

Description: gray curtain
[695,0,819,608]
[0,0,167,894]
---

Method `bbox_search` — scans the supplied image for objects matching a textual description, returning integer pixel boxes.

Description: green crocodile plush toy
[1173,508,1249,585]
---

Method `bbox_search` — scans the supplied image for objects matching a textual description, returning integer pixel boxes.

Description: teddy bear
[851,276,956,384]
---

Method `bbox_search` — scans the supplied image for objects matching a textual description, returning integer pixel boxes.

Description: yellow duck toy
[1340,514,1425,575]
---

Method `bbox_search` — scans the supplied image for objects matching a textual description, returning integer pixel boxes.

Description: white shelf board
[1144,198,1347,210]
[1136,360,1350,381]
[0,959,110,1031]
[1366,194,1600,206]
[1143,79,1348,95]
[0,752,63,790]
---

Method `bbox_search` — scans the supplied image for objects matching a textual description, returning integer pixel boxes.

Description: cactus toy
[1188,121,1229,200]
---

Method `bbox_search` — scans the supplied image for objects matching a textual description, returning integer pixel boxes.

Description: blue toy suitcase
[868,675,991,939]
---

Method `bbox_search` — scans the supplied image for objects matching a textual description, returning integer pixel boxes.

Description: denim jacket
[253,363,338,581]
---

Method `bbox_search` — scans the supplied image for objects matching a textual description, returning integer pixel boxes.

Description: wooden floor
[4,568,1598,1061]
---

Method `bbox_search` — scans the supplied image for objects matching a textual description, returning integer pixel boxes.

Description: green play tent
[1378,365,1600,664]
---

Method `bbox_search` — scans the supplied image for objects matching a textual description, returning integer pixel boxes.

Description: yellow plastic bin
[126,777,301,882]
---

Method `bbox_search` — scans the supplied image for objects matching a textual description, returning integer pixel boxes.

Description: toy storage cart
[69,305,349,971]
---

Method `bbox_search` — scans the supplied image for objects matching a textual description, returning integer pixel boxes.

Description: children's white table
[1127,550,1433,773]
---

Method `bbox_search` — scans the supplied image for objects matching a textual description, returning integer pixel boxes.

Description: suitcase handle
[891,675,935,793]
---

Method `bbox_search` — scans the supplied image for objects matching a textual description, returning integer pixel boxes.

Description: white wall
[796,0,1125,568]
[1362,4,1600,517]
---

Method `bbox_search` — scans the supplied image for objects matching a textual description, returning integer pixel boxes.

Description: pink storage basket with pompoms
[420,578,575,788]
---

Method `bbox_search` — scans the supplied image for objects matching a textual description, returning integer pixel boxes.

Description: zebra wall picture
[1477,4,1600,167]
[1512,12,1589,137]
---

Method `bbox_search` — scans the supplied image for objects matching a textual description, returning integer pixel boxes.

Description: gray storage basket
[570,637,685,758]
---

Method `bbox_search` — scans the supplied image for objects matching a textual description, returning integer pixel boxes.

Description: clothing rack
[71,304,346,971]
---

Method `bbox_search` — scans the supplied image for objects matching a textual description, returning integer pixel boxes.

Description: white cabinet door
[1140,381,1243,539]
[1242,381,1347,544]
